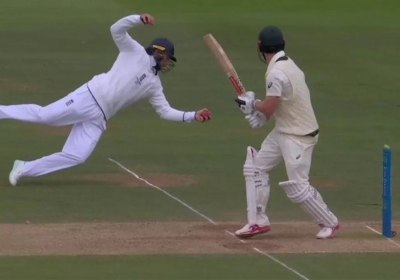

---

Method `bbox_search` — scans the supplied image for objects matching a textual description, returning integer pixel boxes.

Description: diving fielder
[0,13,211,186]
[234,26,339,239]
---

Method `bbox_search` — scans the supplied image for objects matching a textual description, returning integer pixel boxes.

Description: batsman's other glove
[245,111,267,128]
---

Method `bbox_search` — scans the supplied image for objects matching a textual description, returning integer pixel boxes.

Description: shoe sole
[235,227,271,239]
[316,225,340,239]
[9,161,23,186]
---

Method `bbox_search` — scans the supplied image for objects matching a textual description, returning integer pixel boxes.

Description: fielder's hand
[245,111,267,128]
[140,14,155,25]
[195,108,212,122]
[235,91,258,114]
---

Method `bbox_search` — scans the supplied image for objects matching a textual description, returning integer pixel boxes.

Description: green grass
[278,253,400,280]
[0,0,399,279]
[0,255,297,280]
[0,254,399,280]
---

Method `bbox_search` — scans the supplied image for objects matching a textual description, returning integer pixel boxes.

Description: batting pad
[256,173,270,214]
[279,180,338,227]
[243,147,258,225]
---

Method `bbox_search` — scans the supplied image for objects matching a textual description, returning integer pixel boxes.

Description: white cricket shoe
[316,224,340,239]
[9,160,25,186]
[235,223,270,239]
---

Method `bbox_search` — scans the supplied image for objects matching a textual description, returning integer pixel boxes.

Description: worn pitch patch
[0,78,42,93]
[0,222,235,256]
[0,222,398,256]
[40,125,72,136]
[215,222,400,253]
[310,178,342,188]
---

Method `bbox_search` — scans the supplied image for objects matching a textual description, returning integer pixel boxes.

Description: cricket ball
[200,109,211,121]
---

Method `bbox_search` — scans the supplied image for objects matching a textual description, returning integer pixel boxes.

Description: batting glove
[235,91,259,114]
[245,111,267,128]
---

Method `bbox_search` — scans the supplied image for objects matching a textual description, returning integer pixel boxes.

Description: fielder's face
[159,53,170,67]
[154,50,175,73]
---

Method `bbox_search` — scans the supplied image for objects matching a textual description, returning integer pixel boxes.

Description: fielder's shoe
[9,160,25,186]
[316,224,340,239]
[235,224,270,239]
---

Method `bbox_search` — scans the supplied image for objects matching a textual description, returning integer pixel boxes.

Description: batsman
[234,26,339,239]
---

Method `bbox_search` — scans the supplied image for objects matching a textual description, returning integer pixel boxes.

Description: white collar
[150,56,157,67]
[266,50,286,73]
[149,56,158,75]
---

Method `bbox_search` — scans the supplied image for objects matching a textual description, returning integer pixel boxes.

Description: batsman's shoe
[316,224,340,239]
[9,160,24,186]
[235,224,270,239]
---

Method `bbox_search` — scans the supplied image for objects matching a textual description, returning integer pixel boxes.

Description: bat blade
[203,33,246,95]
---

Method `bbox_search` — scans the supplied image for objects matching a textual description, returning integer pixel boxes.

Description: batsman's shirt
[265,51,318,136]
[87,15,195,122]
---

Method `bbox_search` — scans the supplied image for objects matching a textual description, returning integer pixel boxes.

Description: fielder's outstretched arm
[149,89,197,122]
[110,14,145,52]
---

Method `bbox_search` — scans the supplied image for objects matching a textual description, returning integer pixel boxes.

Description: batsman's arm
[254,96,279,118]
[254,69,286,117]
[110,15,144,52]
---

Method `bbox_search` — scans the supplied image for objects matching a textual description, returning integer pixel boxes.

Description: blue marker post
[382,145,395,237]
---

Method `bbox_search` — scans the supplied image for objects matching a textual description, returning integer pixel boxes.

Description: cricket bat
[203,33,246,95]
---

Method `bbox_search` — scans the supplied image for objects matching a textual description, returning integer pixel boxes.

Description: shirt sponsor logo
[135,74,147,86]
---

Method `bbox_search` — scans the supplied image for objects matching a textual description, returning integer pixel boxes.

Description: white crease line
[365,225,400,248]
[108,158,216,225]
[223,229,309,279]
[109,158,310,280]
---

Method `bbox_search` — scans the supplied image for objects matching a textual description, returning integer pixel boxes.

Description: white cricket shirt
[265,51,319,136]
[265,68,292,99]
[87,15,196,122]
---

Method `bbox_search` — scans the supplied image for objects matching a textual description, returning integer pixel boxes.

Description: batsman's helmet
[257,26,285,62]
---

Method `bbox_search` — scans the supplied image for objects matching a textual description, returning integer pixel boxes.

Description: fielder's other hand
[195,108,212,122]
[140,14,155,25]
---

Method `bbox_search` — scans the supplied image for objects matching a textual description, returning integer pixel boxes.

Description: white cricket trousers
[254,128,318,182]
[0,84,106,177]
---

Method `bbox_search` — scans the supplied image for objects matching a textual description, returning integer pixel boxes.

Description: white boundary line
[109,158,310,280]
[365,225,400,249]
